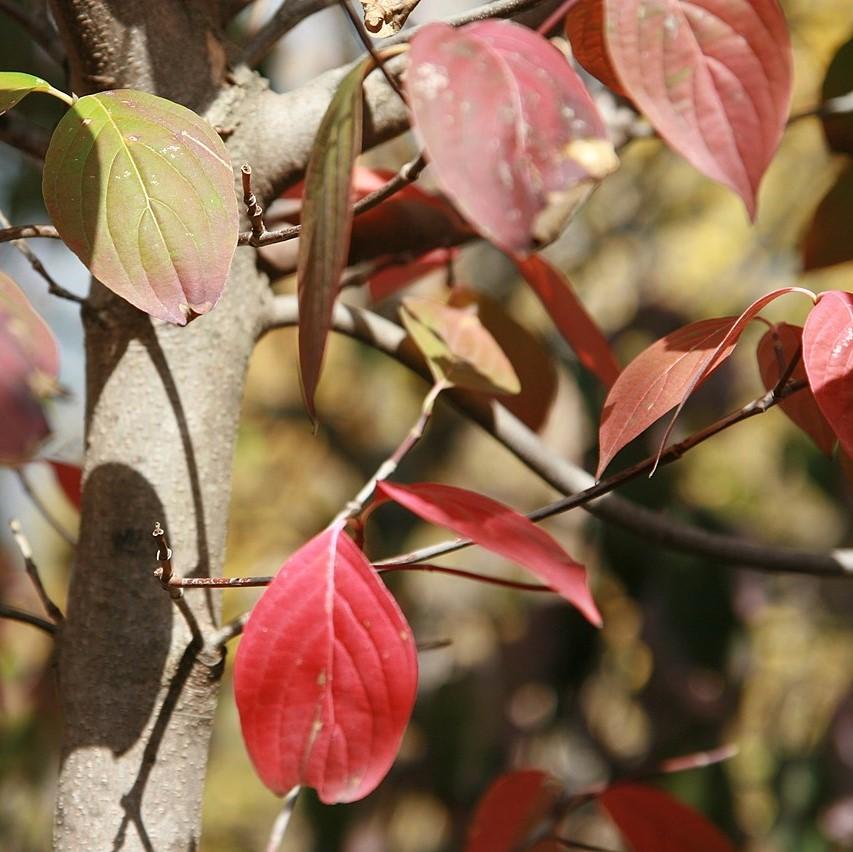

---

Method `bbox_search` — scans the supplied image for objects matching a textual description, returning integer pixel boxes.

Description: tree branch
[262,294,853,578]
[0,602,57,635]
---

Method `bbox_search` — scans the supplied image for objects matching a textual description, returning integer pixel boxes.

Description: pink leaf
[565,0,626,96]
[515,254,620,388]
[600,783,735,852]
[407,20,618,253]
[803,290,853,458]
[756,323,837,455]
[234,524,418,803]
[602,0,792,217]
[465,770,563,852]
[375,481,601,626]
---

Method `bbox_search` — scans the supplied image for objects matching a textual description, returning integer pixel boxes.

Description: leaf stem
[9,518,64,623]
[46,85,75,108]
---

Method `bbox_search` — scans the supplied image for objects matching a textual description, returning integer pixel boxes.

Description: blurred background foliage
[1,1,852,849]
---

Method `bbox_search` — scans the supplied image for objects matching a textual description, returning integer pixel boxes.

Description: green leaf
[297,57,373,418]
[400,296,521,396]
[42,89,238,325]
[0,71,54,115]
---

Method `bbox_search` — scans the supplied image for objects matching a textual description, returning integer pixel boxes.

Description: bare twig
[208,611,250,648]
[14,469,76,546]
[9,518,64,623]
[0,0,65,65]
[265,786,301,852]
[0,209,87,305]
[0,223,60,244]
[152,523,204,646]
[379,562,551,592]
[262,295,853,577]
[0,602,56,635]
[240,163,267,241]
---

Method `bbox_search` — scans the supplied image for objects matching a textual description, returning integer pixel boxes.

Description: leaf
[597,288,807,476]
[42,89,237,325]
[0,71,53,115]
[820,36,853,155]
[234,524,418,804]
[401,295,521,395]
[756,323,837,455]
[515,254,620,388]
[564,0,625,96]
[407,20,618,254]
[369,248,456,302]
[803,290,853,458]
[375,481,602,626]
[601,0,792,217]
[0,272,60,465]
[600,783,735,852]
[465,770,563,852]
[50,461,83,510]
[802,163,853,271]
[297,58,373,419]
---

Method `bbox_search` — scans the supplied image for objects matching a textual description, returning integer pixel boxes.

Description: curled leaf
[42,89,238,325]
[0,71,54,115]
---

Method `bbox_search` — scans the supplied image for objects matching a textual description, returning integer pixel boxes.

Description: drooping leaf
[375,481,601,625]
[820,36,853,155]
[297,58,373,419]
[515,254,620,388]
[407,20,618,254]
[802,164,853,271]
[565,0,625,96]
[401,295,521,395]
[447,288,558,432]
[50,461,83,510]
[600,783,735,852]
[0,71,53,115]
[597,288,808,476]
[803,290,853,458]
[234,524,418,803]
[0,272,60,465]
[42,89,238,325]
[465,770,563,852]
[601,0,792,217]
[757,323,837,455]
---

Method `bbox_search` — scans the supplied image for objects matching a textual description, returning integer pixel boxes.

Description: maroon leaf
[803,290,853,458]
[0,272,59,465]
[234,524,418,803]
[602,0,792,217]
[565,0,625,96]
[369,248,456,302]
[600,783,735,851]
[407,20,618,254]
[465,770,563,852]
[50,461,83,510]
[515,254,620,388]
[802,163,853,271]
[375,481,601,626]
[757,323,837,455]
[820,36,853,155]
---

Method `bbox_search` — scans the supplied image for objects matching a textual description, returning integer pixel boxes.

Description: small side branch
[9,518,63,623]
[241,163,267,241]
[0,224,60,244]
[152,523,204,647]
[0,602,56,635]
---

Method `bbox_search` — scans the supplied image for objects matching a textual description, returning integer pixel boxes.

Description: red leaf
[600,783,735,852]
[369,248,456,302]
[803,291,853,458]
[465,770,563,852]
[802,163,853,271]
[602,0,792,217]
[597,288,808,476]
[50,461,83,510]
[234,524,418,803]
[756,323,837,455]
[375,481,601,626]
[407,20,618,253]
[565,0,625,96]
[515,255,620,388]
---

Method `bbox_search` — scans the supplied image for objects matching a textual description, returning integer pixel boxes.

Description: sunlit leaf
[0,71,53,115]
[803,290,853,458]
[601,783,735,851]
[407,20,618,253]
[802,164,853,271]
[234,524,418,803]
[757,323,836,455]
[465,770,563,852]
[376,481,601,625]
[515,254,620,388]
[297,58,374,419]
[602,0,792,217]
[42,89,238,325]
[401,295,521,395]
[820,36,853,155]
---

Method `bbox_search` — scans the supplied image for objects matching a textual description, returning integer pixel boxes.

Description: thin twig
[0,223,60,244]
[0,602,56,635]
[239,150,428,247]
[379,562,551,592]
[152,523,204,647]
[14,469,76,546]
[265,786,301,852]
[9,519,64,623]
[241,163,267,241]
[208,611,250,648]
[0,0,65,65]
[0,209,87,305]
